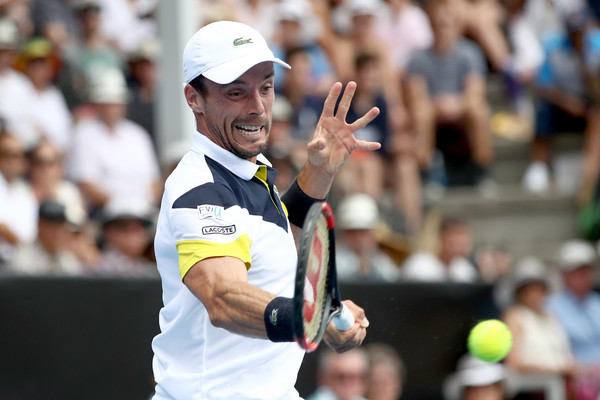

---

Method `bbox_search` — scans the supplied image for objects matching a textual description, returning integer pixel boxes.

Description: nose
[247,89,266,116]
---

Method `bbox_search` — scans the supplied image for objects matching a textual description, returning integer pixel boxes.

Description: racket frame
[293,202,345,352]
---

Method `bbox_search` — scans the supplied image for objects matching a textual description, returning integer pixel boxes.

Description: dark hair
[284,46,310,64]
[354,53,379,72]
[440,214,469,234]
[189,75,209,98]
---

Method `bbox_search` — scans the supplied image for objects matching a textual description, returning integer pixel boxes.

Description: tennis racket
[293,201,355,352]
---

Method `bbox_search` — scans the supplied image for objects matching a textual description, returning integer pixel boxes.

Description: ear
[184,84,204,115]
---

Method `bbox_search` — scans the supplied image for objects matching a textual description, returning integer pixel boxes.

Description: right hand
[323,300,369,353]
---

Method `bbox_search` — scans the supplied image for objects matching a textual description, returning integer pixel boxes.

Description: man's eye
[229,91,243,97]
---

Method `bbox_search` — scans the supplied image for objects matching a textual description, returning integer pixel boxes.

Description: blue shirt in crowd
[547,290,600,367]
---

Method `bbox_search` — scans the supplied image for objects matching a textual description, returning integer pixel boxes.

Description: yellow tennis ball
[467,319,513,362]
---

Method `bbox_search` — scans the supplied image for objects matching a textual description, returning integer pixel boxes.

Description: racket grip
[333,304,355,331]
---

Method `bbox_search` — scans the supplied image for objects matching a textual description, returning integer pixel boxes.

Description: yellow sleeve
[176,234,252,279]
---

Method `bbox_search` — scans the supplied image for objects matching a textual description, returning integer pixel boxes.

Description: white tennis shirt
[152,131,305,400]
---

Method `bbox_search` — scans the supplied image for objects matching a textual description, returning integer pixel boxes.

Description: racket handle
[333,304,355,331]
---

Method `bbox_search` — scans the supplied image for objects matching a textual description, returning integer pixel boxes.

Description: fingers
[321,82,343,118]
[349,106,380,131]
[342,300,370,328]
[324,324,367,354]
[355,140,382,152]
[324,300,369,353]
[335,81,357,122]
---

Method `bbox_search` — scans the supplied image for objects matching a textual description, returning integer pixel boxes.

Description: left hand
[324,300,369,353]
[306,81,381,177]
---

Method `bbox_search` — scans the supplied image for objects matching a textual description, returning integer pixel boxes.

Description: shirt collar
[191,130,272,181]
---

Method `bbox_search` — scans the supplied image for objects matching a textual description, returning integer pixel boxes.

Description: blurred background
[0,0,599,399]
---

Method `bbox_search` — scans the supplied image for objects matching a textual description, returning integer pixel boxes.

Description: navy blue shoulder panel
[172,156,288,232]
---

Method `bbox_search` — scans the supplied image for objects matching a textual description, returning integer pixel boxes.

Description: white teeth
[237,125,262,135]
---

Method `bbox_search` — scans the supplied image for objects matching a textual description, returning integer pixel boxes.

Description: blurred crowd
[1,0,600,398]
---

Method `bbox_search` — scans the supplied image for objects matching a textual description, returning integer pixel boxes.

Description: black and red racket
[293,201,355,352]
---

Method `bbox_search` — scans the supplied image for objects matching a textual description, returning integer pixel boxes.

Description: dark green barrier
[0,277,498,400]
[296,283,498,399]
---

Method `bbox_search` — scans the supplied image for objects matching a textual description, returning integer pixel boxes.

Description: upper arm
[464,74,486,100]
[183,255,275,336]
[171,183,253,279]
[183,256,249,308]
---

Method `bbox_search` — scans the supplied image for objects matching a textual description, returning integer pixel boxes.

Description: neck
[434,39,455,54]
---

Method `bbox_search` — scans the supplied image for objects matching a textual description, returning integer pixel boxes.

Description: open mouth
[236,124,264,136]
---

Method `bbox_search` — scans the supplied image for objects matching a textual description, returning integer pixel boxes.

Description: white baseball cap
[336,193,380,230]
[557,239,596,271]
[183,21,291,85]
[348,0,382,17]
[88,68,129,104]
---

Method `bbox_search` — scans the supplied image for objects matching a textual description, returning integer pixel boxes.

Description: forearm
[79,182,109,209]
[184,257,277,339]
[0,223,19,245]
[296,162,333,201]
[205,280,275,338]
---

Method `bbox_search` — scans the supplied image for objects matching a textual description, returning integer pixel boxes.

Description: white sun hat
[336,193,380,230]
[183,20,291,85]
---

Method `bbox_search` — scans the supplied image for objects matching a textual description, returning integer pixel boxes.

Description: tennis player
[151,20,379,400]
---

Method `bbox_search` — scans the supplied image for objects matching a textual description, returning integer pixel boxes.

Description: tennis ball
[467,319,512,362]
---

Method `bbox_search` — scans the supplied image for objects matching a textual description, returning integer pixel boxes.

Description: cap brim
[458,364,505,387]
[201,53,291,85]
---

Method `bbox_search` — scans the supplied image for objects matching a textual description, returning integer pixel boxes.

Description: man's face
[0,135,26,182]
[96,103,127,127]
[323,351,369,400]
[197,62,274,162]
[440,225,472,259]
[104,218,149,257]
[428,2,459,42]
[563,265,595,298]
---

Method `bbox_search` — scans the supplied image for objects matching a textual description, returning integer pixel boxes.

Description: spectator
[522,7,600,199]
[405,0,493,188]
[59,0,123,110]
[336,0,408,133]
[501,257,576,391]
[95,197,157,277]
[377,0,434,75]
[0,133,38,266]
[67,68,161,215]
[0,17,38,150]
[401,214,478,282]
[265,96,297,192]
[126,36,160,147]
[278,46,326,148]
[16,37,73,154]
[0,0,32,39]
[226,0,279,43]
[365,343,406,400]
[443,353,507,400]
[335,193,402,283]
[334,53,392,200]
[547,239,600,400]
[308,347,369,400]
[9,200,84,275]
[491,0,544,133]
[271,0,336,96]
[95,0,157,54]
[335,52,422,235]
[30,0,78,49]
[27,140,87,228]
[473,243,512,284]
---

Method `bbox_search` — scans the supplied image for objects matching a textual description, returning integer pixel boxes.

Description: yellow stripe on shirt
[176,234,252,279]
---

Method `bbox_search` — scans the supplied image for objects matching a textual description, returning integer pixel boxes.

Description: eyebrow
[229,71,275,86]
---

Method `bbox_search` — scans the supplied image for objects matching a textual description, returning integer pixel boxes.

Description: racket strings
[303,214,330,342]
